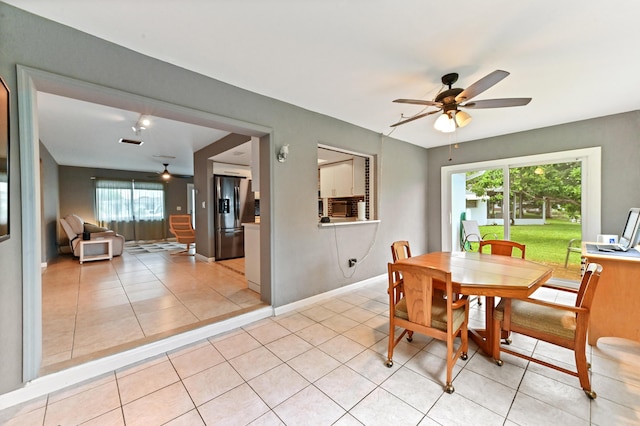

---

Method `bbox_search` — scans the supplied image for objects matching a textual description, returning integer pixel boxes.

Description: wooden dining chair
[390,240,411,262]
[478,239,526,258]
[386,262,469,394]
[492,262,602,399]
[169,214,196,255]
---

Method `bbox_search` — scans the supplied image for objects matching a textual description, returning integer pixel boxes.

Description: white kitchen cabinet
[243,223,260,293]
[320,159,365,198]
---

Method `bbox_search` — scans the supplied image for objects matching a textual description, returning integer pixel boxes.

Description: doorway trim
[440,147,602,251]
[17,65,273,382]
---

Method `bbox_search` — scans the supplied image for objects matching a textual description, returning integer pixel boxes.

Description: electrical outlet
[348,258,357,267]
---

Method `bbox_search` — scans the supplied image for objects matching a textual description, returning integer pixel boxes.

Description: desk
[396,251,553,355]
[582,243,640,345]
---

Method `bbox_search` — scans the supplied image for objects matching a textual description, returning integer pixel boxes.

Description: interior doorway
[18,65,272,381]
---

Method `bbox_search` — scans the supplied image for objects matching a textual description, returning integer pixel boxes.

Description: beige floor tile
[228,346,283,381]
[350,387,424,426]
[453,368,518,417]
[342,323,386,348]
[182,362,245,406]
[169,342,225,378]
[320,313,359,333]
[130,293,183,315]
[135,304,199,336]
[345,348,401,385]
[248,363,309,408]
[81,408,125,425]
[0,407,46,426]
[211,329,263,360]
[427,391,506,425]
[44,380,121,426]
[273,385,345,425]
[122,382,194,426]
[265,333,314,362]
[296,322,338,346]
[73,315,145,353]
[315,365,377,411]
[273,312,317,332]
[117,360,180,405]
[318,334,367,363]
[519,370,591,420]
[287,347,341,382]
[245,320,291,345]
[164,409,205,426]
[507,392,587,426]
[198,383,270,425]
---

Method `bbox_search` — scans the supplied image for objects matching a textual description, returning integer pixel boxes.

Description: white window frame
[440,147,601,251]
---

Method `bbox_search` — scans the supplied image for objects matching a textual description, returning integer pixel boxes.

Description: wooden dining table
[395,251,554,356]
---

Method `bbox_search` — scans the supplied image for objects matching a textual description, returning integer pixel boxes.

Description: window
[317,145,375,222]
[95,179,165,222]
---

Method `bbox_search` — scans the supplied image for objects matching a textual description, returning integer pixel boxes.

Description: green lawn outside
[476,219,582,266]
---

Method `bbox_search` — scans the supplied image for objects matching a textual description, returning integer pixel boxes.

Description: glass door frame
[440,147,602,252]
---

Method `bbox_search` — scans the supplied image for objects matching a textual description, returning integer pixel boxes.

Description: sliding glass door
[442,148,601,283]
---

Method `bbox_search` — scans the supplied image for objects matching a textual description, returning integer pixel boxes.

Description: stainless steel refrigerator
[214,175,255,260]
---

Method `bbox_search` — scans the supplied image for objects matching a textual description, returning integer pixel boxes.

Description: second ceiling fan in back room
[391,70,532,133]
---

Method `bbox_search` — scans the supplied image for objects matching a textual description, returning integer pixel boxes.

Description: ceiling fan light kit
[391,70,531,133]
[161,163,171,180]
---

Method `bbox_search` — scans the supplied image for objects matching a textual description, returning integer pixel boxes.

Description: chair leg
[575,343,596,399]
[444,333,455,394]
[386,323,395,368]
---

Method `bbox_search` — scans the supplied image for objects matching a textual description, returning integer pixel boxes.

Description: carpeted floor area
[123,241,191,254]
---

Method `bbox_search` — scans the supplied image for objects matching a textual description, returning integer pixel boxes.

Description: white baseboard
[273,273,386,316]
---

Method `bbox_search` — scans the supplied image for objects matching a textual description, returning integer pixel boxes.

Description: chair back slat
[402,270,433,327]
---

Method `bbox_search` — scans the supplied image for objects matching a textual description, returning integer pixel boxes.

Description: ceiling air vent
[119,138,144,146]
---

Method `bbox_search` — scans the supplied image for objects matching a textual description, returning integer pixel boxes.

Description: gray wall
[40,142,59,263]
[426,111,640,252]
[0,4,429,394]
[57,165,192,244]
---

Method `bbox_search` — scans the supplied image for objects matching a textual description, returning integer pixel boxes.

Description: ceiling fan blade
[461,98,532,109]
[455,70,510,103]
[390,110,439,127]
[393,98,442,107]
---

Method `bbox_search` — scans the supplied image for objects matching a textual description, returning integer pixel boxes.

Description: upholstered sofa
[60,214,125,257]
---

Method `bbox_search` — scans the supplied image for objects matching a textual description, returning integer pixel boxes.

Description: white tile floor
[1,277,639,425]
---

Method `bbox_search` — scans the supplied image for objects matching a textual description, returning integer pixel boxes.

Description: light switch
[202,201,206,208]
[176,206,182,211]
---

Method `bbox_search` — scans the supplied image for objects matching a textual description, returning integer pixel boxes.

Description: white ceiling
[8,1,640,173]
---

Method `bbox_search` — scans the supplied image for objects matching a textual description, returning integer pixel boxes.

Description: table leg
[468,296,495,356]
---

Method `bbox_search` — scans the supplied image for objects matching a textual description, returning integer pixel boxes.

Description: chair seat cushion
[395,296,466,332]
[494,299,576,340]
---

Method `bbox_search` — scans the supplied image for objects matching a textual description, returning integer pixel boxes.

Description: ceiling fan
[391,70,531,132]
[154,163,192,180]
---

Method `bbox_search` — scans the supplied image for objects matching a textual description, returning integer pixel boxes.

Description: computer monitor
[619,208,640,248]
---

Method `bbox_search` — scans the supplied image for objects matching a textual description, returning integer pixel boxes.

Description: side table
[79,239,113,264]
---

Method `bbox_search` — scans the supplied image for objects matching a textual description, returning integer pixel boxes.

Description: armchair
[60,214,125,257]
[169,215,195,255]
